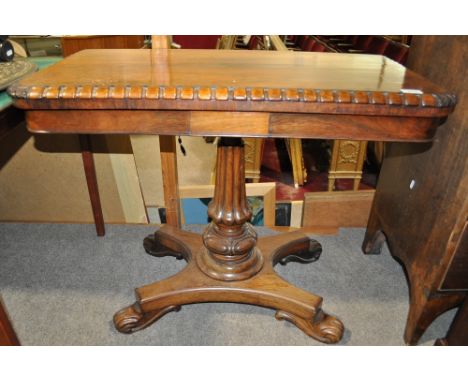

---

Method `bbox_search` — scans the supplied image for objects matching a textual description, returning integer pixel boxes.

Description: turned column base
[114,225,343,344]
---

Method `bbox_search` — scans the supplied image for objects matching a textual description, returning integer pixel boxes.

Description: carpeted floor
[0,223,456,345]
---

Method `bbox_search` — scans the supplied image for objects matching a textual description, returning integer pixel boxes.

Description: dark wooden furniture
[0,296,20,346]
[60,35,145,57]
[435,298,468,346]
[9,49,455,343]
[61,35,146,236]
[362,36,467,345]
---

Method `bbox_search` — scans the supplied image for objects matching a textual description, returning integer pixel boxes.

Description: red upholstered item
[172,36,221,49]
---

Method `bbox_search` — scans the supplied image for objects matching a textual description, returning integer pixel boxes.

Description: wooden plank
[129,135,164,209]
[290,200,304,228]
[159,135,181,227]
[262,184,276,227]
[26,110,190,135]
[105,136,148,224]
[303,190,375,228]
[190,112,269,136]
[269,113,440,142]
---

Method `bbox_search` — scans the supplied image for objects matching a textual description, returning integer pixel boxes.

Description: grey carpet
[0,223,456,345]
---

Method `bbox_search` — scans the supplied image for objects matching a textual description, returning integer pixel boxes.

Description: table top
[8,49,456,118]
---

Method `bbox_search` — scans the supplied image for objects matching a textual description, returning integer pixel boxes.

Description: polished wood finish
[215,38,267,185]
[115,138,342,343]
[61,36,144,235]
[0,297,20,346]
[79,134,105,236]
[24,110,444,142]
[440,222,468,290]
[61,35,145,57]
[8,48,455,344]
[268,35,307,188]
[152,36,181,228]
[116,226,340,342]
[198,138,263,281]
[362,36,467,345]
[9,50,454,118]
[435,297,468,346]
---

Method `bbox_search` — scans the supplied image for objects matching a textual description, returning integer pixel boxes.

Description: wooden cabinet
[362,35,468,344]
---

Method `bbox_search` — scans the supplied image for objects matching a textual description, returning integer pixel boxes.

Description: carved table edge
[7,84,457,109]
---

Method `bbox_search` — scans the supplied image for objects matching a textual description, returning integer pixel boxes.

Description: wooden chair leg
[0,296,20,346]
[79,134,105,236]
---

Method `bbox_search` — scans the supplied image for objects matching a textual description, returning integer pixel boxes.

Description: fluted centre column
[196,138,264,281]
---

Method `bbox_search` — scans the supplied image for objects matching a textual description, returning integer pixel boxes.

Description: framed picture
[179,182,276,227]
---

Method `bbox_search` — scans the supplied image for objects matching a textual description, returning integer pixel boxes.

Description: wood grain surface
[9,49,455,118]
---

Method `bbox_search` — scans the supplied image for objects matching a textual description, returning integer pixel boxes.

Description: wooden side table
[8,49,456,344]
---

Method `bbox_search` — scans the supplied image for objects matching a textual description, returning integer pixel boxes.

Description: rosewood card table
[8,49,456,344]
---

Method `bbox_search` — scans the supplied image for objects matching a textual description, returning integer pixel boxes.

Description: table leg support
[79,134,105,237]
[114,138,343,344]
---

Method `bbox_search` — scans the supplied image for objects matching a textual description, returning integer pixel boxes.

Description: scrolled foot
[275,309,344,344]
[144,234,184,260]
[113,302,181,334]
[279,239,322,265]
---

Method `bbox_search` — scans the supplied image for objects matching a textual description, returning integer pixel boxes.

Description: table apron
[25,110,443,142]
